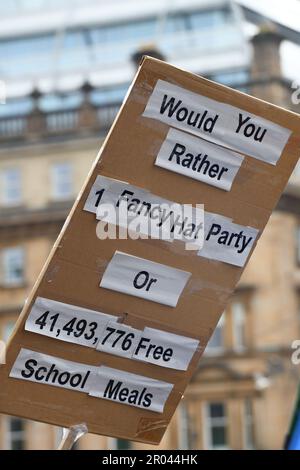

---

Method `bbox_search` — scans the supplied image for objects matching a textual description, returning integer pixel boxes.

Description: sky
[239,0,300,81]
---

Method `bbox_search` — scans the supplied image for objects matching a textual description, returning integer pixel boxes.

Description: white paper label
[156,128,244,191]
[24,298,198,370]
[200,212,259,267]
[133,327,199,370]
[25,297,118,348]
[83,175,114,213]
[10,348,96,393]
[89,365,173,413]
[96,321,142,358]
[83,175,204,249]
[96,322,199,370]
[100,251,191,307]
[143,79,291,165]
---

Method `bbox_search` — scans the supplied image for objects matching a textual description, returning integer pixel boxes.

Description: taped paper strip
[25,297,118,349]
[96,321,142,359]
[85,176,258,267]
[9,349,173,413]
[83,175,119,214]
[83,175,122,215]
[132,327,199,370]
[84,175,258,266]
[9,348,97,393]
[84,175,204,249]
[25,297,199,370]
[200,212,259,267]
[156,128,244,191]
[143,79,291,165]
[100,251,191,307]
[89,366,173,413]
[97,322,199,370]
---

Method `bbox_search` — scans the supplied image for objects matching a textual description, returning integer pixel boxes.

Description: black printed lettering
[167,143,229,182]
[103,380,153,408]
[159,94,219,133]
[21,359,91,389]
[205,223,255,255]
[134,336,174,363]
[133,271,157,291]
[21,359,37,379]
[236,113,267,142]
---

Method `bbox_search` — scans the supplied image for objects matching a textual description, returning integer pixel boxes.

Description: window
[1,5,242,77]
[108,438,131,450]
[51,162,73,200]
[204,402,228,450]
[1,168,22,206]
[232,302,246,351]
[1,247,24,286]
[3,0,80,15]
[243,399,254,449]
[190,8,232,30]
[116,439,131,450]
[205,313,225,355]
[6,417,25,450]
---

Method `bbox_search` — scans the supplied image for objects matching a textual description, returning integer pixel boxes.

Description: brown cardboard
[0,56,300,445]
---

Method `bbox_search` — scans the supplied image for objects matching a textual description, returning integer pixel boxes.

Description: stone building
[0,1,299,450]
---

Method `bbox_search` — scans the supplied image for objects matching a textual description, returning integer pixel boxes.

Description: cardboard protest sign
[0,56,299,444]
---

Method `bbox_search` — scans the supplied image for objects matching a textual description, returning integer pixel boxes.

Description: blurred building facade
[0,0,299,450]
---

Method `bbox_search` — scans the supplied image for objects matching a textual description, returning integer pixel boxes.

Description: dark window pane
[11,439,24,451]
[10,418,24,433]
[117,439,131,450]
[211,426,227,447]
[209,403,225,418]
